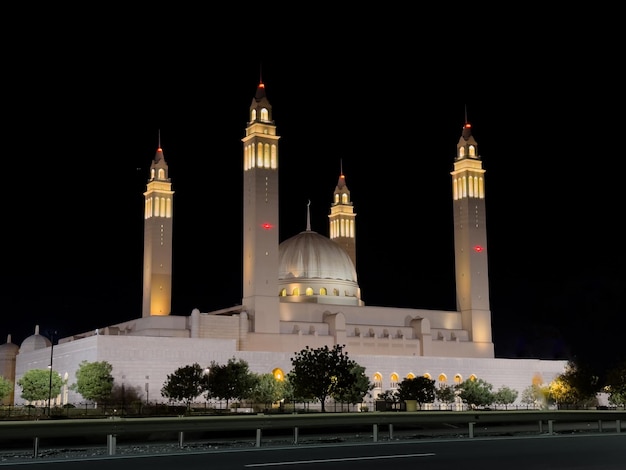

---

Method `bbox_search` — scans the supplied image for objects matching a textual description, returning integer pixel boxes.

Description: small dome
[19,326,51,353]
[0,334,19,357]
[279,230,357,282]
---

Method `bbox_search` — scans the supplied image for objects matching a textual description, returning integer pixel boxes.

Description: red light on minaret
[262,223,273,230]
[473,245,483,252]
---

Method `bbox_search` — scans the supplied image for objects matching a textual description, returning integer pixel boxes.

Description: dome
[279,230,357,282]
[278,230,362,306]
[0,334,19,357]
[19,325,51,353]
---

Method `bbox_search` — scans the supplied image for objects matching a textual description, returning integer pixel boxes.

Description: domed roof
[19,325,51,353]
[279,230,357,282]
[0,334,19,357]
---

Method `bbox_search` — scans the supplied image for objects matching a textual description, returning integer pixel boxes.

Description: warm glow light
[262,223,273,230]
[473,245,483,252]
[465,123,471,128]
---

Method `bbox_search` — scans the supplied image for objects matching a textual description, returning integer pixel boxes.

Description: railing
[0,410,624,459]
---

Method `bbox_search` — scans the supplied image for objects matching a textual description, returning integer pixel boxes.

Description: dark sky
[2,17,624,377]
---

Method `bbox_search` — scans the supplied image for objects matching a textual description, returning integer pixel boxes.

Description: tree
[377,389,401,411]
[287,344,359,412]
[604,360,626,407]
[332,364,373,410]
[206,357,256,407]
[456,378,494,409]
[435,384,456,409]
[17,369,64,404]
[549,360,600,408]
[521,384,551,409]
[0,376,12,402]
[396,376,436,409]
[109,382,143,414]
[493,386,518,409]
[248,373,287,410]
[160,363,207,410]
[70,360,114,404]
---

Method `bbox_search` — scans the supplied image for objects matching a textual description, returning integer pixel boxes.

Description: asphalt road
[1,434,624,469]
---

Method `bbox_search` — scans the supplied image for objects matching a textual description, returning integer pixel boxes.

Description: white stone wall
[14,335,566,407]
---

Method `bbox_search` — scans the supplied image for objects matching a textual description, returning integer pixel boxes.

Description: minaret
[329,160,356,268]
[241,81,281,333]
[450,116,494,354]
[142,133,174,317]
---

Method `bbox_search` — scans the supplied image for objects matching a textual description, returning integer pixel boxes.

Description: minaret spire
[329,160,357,268]
[142,133,174,317]
[242,80,280,334]
[450,118,492,350]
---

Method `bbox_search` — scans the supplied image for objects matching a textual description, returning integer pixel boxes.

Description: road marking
[246,453,436,467]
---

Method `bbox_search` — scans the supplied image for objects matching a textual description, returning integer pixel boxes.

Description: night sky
[2,17,623,380]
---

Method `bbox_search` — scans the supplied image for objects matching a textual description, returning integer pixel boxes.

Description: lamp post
[47,330,57,416]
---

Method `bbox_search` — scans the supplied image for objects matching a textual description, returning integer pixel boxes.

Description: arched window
[264,143,270,168]
[438,373,447,383]
[406,373,416,379]
[257,143,263,167]
[320,287,327,295]
[279,288,287,297]
[260,107,269,121]
[273,368,285,381]
[251,109,257,121]
[373,373,382,389]
[305,287,314,296]
[390,373,399,389]
[459,147,465,158]
[454,374,463,384]
[469,145,475,157]
[292,287,300,296]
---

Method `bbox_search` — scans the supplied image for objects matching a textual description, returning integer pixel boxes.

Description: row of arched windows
[144,196,173,219]
[329,218,355,239]
[251,107,270,122]
[279,287,352,297]
[150,168,167,180]
[452,175,484,200]
[333,192,349,204]
[372,372,478,389]
[244,142,278,170]
[458,145,476,158]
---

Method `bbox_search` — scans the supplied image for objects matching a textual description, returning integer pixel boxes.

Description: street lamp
[47,330,57,416]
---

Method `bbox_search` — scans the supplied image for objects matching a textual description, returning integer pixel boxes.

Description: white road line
[245,453,436,467]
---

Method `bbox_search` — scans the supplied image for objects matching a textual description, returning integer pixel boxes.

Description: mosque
[1,82,567,407]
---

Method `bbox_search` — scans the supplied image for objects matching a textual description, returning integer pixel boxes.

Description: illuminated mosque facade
[1,82,567,406]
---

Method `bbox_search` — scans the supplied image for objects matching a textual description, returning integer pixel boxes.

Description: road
[2,434,624,469]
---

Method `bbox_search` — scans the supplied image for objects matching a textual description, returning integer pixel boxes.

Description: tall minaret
[329,161,356,268]
[241,81,281,333]
[450,117,493,354]
[142,133,174,317]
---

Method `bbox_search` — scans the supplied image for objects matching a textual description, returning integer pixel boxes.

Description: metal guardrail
[0,410,624,458]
